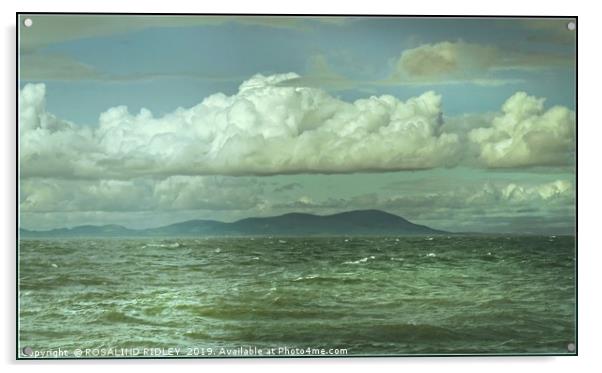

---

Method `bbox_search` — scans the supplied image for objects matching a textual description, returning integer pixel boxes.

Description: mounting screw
[567,21,576,31]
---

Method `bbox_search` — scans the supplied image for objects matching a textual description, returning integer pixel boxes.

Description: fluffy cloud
[465,179,574,205]
[19,78,576,181]
[19,76,578,180]
[19,85,101,179]
[395,41,496,78]
[393,40,572,84]
[19,75,461,178]
[468,92,575,167]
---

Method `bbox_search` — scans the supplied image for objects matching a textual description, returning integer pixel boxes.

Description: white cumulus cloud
[19,74,461,178]
[468,92,575,167]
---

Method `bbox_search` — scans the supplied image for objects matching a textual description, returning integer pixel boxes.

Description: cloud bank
[19,75,575,179]
[20,174,574,234]
[20,176,265,213]
[20,75,463,178]
[272,179,575,234]
[19,73,575,179]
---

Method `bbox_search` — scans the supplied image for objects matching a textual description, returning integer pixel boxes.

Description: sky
[18,15,576,234]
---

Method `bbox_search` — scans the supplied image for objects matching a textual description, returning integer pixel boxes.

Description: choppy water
[18,236,576,357]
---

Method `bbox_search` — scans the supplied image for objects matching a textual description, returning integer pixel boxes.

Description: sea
[18,235,576,358]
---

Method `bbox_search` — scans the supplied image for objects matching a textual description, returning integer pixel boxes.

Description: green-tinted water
[18,236,576,357]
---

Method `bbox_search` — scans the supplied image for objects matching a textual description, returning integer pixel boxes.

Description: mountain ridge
[19,209,448,237]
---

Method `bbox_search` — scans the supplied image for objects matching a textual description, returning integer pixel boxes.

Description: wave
[344,255,376,265]
[293,274,320,282]
[143,242,181,248]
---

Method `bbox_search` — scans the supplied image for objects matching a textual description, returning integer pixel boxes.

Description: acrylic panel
[17,14,577,359]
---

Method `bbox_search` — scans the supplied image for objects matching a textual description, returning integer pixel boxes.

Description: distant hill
[19,209,447,238]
